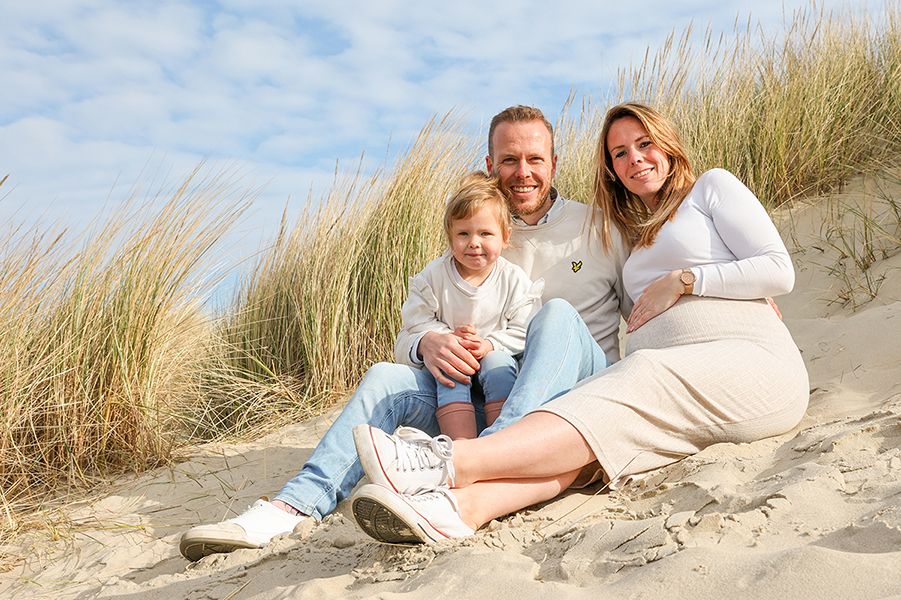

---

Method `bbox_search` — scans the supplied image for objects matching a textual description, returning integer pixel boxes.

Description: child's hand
[452,325,493,361]
[470,337,493,360]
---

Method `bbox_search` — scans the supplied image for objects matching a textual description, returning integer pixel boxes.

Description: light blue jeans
[274,298,608,519]
[437,350,519,407]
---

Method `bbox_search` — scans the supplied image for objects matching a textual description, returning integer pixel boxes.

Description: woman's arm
[693,169,794,299]
[627,170,792,332]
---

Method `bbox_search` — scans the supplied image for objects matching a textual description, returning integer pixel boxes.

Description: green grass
[1,3,899,547]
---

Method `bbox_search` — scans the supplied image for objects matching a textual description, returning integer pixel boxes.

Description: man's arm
[417,331,480,387]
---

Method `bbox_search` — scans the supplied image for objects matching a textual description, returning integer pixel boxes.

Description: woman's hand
[452,325,493,360]
[766,297,783,320]
[627,270,685,332]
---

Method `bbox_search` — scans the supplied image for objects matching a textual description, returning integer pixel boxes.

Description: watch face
[680,271,694,284]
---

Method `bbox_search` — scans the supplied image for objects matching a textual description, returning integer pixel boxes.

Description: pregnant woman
[349,102,810,543]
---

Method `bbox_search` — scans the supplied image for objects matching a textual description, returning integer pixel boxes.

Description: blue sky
[0,0,875,291]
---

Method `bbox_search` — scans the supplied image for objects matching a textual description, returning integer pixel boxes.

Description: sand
[2,170,899,600]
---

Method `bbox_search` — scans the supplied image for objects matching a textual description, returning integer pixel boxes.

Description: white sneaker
[353,425,455,494]
[179,499,306,561]
[351,483,474,544]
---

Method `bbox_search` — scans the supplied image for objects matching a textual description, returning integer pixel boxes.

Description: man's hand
[452,325,493,360]
[627,270,683,333]
[419,330,480,387]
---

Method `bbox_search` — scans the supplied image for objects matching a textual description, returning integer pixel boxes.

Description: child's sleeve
[486,275,544,356]
[393,274,453,367]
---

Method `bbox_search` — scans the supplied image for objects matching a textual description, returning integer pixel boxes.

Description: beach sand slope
[2,171,899,600]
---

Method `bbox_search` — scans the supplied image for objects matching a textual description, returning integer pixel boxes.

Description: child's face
[448,206,509,278]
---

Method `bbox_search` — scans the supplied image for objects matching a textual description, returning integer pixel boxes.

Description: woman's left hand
[627,270,685,332]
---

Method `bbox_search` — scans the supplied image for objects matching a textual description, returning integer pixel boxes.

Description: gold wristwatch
[679,268,696,295]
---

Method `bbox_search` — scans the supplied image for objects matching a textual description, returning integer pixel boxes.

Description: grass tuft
[0,170,250,542]
[1,3,899,548]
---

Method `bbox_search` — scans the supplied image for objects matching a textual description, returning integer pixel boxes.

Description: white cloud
[0,0,885,292]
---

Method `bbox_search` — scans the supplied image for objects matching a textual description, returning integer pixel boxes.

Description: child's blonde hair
[443,171,512,244]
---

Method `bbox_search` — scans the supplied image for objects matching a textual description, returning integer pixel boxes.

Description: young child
[397,171,542,440]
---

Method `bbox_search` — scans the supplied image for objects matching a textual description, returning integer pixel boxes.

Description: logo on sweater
[571,260,582,273]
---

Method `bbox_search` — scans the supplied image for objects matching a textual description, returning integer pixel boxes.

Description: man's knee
[362,361,408,377]
[361,361,404,381]
[540,297,579,317]
[355,361,420,397]
[529,298,579,331]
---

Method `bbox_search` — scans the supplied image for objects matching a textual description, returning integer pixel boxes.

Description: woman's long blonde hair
[594,103,696,250]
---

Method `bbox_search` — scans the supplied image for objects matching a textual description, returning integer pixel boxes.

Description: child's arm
[393,274,453,367]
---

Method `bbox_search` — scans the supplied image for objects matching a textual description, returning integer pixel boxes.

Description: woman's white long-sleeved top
[624,168,794,302]
[393,253,543,365]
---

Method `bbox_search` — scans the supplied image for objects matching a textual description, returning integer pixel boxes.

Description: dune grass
[0,170,250,543]
[555,3,901,207]
[810,167,901,309]
[187,118,476,439]
[1,3,899,548]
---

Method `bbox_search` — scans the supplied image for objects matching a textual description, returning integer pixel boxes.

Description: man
[179,105,630,561]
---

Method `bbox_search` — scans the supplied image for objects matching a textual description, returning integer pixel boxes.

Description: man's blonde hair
[488,105,555,158]
[444,171,512,244]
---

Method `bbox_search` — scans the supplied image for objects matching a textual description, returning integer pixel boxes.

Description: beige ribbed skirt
[539,296,809,487]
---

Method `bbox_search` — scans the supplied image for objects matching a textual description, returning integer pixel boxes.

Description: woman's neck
[640,194,659,212]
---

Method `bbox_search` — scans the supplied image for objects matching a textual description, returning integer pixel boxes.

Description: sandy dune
[2,171,899,599]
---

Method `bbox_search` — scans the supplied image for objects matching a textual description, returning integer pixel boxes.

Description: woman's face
[606,116,671,209]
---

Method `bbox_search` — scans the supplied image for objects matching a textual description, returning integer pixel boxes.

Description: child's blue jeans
[436,350,518,407]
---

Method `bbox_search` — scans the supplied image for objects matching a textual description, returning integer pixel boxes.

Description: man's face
[486,120,557,225]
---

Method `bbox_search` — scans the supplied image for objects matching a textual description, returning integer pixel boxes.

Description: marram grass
[1,3,899,546]
[0,169,251,542]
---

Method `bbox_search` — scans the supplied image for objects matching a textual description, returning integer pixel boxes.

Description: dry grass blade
[0,168,250,543]
[195,115,476,437]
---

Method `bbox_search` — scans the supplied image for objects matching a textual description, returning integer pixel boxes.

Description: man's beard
[508,190,551,218]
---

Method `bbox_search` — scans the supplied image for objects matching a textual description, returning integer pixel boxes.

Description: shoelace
[396,434,456,486]
[408,487,458,511]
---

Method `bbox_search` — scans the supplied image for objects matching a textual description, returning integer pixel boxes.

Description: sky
[0,0,879,296]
